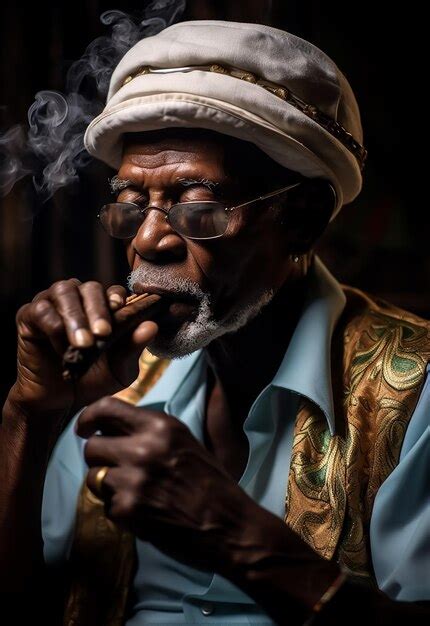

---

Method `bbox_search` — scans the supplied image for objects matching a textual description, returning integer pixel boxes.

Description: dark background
[0,1,426,406]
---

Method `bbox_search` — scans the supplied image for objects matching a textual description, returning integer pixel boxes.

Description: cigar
[62,292,163,382]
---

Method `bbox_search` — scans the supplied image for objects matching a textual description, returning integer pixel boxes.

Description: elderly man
[1,20,429,625]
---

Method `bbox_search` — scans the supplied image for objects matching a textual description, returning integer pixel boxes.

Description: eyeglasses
[98,181,303,241]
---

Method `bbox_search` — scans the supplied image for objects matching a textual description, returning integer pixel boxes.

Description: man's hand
[77,396,258,575]
[10,279,159,419]
[1,280,160,591]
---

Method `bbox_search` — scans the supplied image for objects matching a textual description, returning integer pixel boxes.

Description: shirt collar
[136,349,202,408]
[138,256,345,435]
[271,256,346,434]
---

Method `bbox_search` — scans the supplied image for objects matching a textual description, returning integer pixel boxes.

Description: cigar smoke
[0,1,186,200]
[0,126,32,197]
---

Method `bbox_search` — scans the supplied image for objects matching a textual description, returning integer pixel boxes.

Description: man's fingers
[76,396,155,438]
[105,320,159,389]
[86,466,145,505]
[112,293,161,326]
[106,285,128,310]
[131,321,159,345]
[49,280,93,347]
[17,299,68,356]
[42,280,128,349]
[86,465,114,499]
[31,278,81,304]
[79,281,112,337]
[84,435,130,467]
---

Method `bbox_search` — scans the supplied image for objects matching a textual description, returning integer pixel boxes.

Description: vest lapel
[63,350,170,626]
[284,398,347,560]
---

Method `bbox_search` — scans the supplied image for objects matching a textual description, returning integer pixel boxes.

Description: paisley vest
[62,287,430,625]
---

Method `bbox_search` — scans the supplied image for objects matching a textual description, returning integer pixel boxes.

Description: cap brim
[85,92,358,216]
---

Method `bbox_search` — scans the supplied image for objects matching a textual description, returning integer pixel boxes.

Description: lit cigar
[62,292,163,382]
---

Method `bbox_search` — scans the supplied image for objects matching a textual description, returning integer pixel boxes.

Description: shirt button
[201,602,215,616]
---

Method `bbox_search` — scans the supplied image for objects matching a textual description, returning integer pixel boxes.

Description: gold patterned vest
[62,287,430,625]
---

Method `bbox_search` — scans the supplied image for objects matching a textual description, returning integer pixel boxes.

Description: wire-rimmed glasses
[98,181,303,241]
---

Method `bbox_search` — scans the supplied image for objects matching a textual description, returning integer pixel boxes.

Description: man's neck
[204,270,310,424]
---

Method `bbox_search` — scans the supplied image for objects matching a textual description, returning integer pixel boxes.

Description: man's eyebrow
[176,177,220,191]
[109,175,134,193]
[109,175,220,193]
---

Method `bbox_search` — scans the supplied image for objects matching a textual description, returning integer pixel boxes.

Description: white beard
[127,265,274,359]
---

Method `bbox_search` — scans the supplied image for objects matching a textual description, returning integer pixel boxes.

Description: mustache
[127,264,208,301]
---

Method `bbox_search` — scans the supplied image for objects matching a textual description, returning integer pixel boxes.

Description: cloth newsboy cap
[84,20,365,216]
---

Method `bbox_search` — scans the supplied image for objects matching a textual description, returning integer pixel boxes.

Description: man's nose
[132,204,187,263]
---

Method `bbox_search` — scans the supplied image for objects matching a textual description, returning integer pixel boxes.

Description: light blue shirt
[42,258,430,623]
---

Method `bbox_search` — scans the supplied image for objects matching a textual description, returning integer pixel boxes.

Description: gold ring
[94,466,109,498]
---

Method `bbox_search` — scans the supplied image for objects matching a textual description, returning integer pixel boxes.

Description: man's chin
[153,300,197,329]
[146,316,217,360]
[146,336,198,360]
[146,315,199,360]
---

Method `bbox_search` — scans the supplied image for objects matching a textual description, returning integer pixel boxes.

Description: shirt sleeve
[370,366,430,601]
[41,410,87,566]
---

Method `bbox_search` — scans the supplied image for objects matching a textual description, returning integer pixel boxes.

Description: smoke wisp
[0,1,186,201]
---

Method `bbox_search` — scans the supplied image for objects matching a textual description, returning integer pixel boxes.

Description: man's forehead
[122,134,225,166]
[122,148,221,166]
[119,155,226,183]
[119,133,230,183]
[118,145,229,188]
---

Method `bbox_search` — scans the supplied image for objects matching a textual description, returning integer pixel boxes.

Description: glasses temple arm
[231,181,302,211]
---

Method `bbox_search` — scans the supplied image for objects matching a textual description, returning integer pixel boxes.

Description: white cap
[84,20,366,216]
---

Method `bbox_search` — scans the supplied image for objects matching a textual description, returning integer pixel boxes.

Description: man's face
[116,130,298,358]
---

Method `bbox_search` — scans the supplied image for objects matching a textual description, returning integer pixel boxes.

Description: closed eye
[177,185,217,202]
[110,176,226,205]
[116,187,149,206]
[177,183,228,205]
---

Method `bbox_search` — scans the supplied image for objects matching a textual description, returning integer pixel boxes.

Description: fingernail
[93,319,112,336]
[74,328,93,347]
[109,294,123,309]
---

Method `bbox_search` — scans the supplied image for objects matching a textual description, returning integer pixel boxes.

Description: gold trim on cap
[120,64,367,170]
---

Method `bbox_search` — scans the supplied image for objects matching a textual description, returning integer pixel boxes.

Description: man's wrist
[224,503,343,624]
[302,567,348,625]
[2,391,73,457]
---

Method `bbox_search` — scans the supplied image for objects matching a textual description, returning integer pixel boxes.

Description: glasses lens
[169,202,229,239]
[99,203,144,239]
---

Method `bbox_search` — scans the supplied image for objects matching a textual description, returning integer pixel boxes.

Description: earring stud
[293,254,300,263]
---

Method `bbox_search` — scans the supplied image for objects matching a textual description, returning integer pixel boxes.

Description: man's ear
[280,179,336,254]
